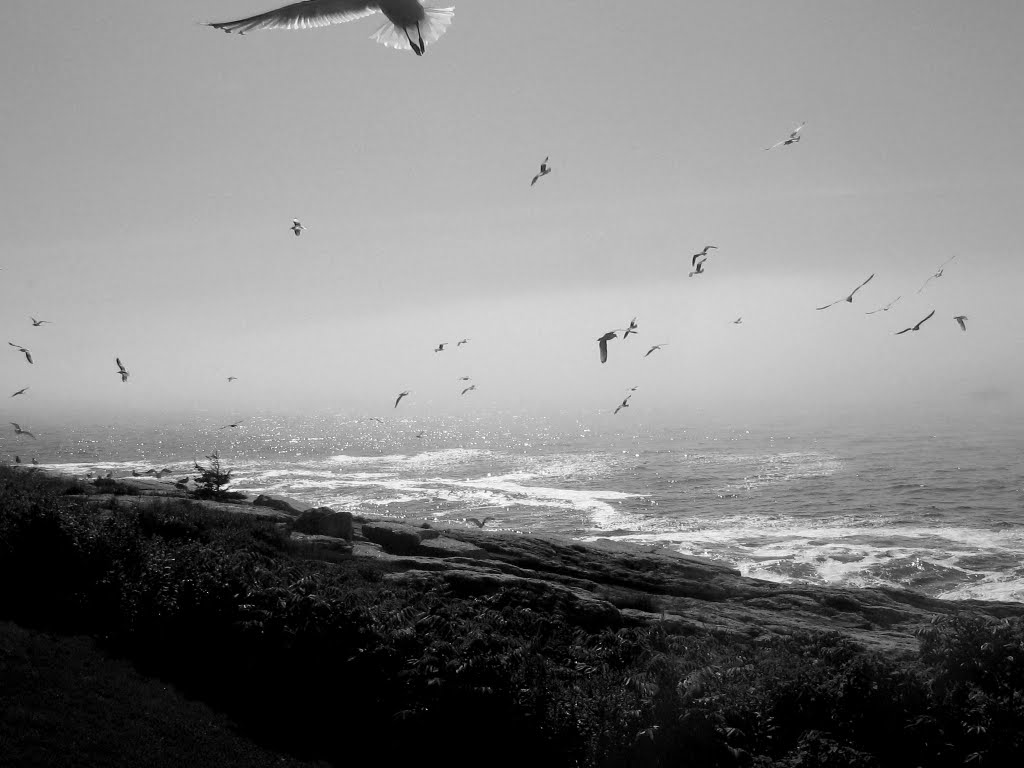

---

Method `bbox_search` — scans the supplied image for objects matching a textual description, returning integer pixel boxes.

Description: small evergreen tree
[192,451,237,500]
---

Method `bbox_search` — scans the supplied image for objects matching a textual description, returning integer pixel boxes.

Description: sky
[1,1,1023,433]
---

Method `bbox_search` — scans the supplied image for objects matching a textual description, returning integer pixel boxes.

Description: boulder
[362,521,438,555]
[288,532,354,558]
[252,494,313,516]
[292,507,354,541]
[415,536,490,560]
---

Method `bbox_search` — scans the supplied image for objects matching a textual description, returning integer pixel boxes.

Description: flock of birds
[3,1,974,461]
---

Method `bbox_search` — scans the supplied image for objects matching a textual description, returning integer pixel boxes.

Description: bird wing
[955,316,966,330]
[895,327,912,335]
[598,338,609,364]
[815,299,840,310]
[790,122,806,138]
[207,0,380,34]
[915,309,936,328]
[852,273,875,294]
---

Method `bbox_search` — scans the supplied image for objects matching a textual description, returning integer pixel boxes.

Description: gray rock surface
[292,507,354,540]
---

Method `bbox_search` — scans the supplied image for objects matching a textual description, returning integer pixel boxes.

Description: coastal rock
[288,532,354,558]
[414,536,490,559]
[252,495,313,516]
[362,521,440,555]
[292,507,354,541]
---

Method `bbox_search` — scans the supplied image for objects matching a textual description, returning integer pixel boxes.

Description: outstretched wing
[815,299,840,311]
[207,0,380,34]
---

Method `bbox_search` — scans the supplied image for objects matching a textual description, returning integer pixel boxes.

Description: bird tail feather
[370,6,454,51]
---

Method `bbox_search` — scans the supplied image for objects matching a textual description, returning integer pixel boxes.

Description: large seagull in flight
[207,1,455,57]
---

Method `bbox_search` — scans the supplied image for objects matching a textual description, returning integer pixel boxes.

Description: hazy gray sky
[2,1,1022,429]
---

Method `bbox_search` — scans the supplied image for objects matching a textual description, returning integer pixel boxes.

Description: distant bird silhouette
[865,296,901,314]
[227,376,238,382]
[816,274,875,310]
[530,156,551,186]
[691,246,717,265]
[10,387,28,398]
[467,516,494,528]
[688,258,707,277]
[11,423,35,438]
[623,317,639,339]
[30,317,52,327]
[461,384,477,395]
[15,456,21,463]
[415,430,425,438]
[954,315,968,331]
[917,256,957,294]
[219,420,245,430]
[395,390,410,408]
[732,317,742,325]
[614,396,631,415]
[597,331,618,364]
[765,122,805,150]
[115,358,129,382]
[895,310,936,335]
[207,1,456,57]
[457,338,470,346]
[8,343,32,364]
[457,376,471,381]
[291,219,305,236]
[644,344,667,357]
[434,343,447,352]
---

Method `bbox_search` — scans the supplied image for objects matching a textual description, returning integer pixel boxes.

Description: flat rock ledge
[59,475,1024,657]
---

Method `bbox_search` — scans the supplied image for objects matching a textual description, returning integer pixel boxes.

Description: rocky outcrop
[252,495,313,516]
[292,508,354,540]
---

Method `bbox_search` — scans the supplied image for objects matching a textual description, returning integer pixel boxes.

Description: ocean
[14,412,1024,602]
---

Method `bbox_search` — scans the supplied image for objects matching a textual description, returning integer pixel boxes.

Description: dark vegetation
[2,463,1023,767]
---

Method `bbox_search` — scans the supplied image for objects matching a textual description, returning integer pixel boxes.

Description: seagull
[765,122,805,150]
[394,390,410,408]
[732,317,742,325]
[691,246,717,265]
[461,384,476,395]
[466,516,495,528]
[895,309,936,335]
[30,317,52,327]
[227,376,238,382]
[530,156,551,186]
[290,219,305,236]
[815,274,875,310]
[457,376,471,381]
[10,387,29,398]
[623,317,639,339]
[11,423,35,439]
[614,396,631,415]
[207,1,456,57]
[8,343,32,364]
[688,258,707,277]
[219,420,245,430]
[434,342,447,352]
[414,430,425,438]
[364,416,385,423]
[644,344,667,357]
[954,315,968,331]
[597,331,618,364]
[115,358,129,383]
[865,296,901,314]
[917,256,957,293]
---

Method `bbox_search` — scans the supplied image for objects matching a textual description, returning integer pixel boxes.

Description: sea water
[16,412,1024,602]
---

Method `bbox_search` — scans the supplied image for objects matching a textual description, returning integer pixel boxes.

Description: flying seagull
[394,390,410,408]
[530,157,551,186]
[597,331,618,364]
[207,1,455,57]
[219,420,245,430]
[954,315,968,332]
[456,338,470,346]
[227,376,238,382]
[457,376,471,381]
[765,122,805,150]
[11,423,35,438]
[115,358,129,383]
[623,317,639,339]
[467,516,494,528]
[434,342,447,352]
[30,317,52,327]
[691,245,717,265]
[10,386,29,398]
[732,317,742,325]
[865,296,901,314]
[290,219,305,236]
[9,343,32,364]
[689,258,707,277]
[917,255,957,294]
[614,396,631,415]
[895,309,936,335]
[644,344,667,357]
[816,274,875,310]
[461,384,476,395]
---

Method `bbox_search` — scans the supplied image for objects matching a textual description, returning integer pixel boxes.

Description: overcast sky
[2,1,1022,431]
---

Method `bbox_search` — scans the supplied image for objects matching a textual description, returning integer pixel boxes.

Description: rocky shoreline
[64,473,1024,657]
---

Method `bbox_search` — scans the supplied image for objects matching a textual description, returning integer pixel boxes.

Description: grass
[2,462,1024,767]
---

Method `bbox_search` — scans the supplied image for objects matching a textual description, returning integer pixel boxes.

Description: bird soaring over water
[597,331,618,364]
[467,516,494,528]
[290,219,305,236]
[865,296,901,314]
[115,358,129,383]
[394,390,410,408]
[10,387,28,398]
[765,122,805,150]
[816,274,875,310]
[9,343,32,364]
[895,310,936,335]
[530,157,551,186]
[219,420,245,430]
[644,344,667,357]
[30,317,52,327]
[691,246,716,264]
[461,384,476,395]
[954,315,968,331]
[207,1,456,57]
[613,396,631,415]
[11,423,35,438]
